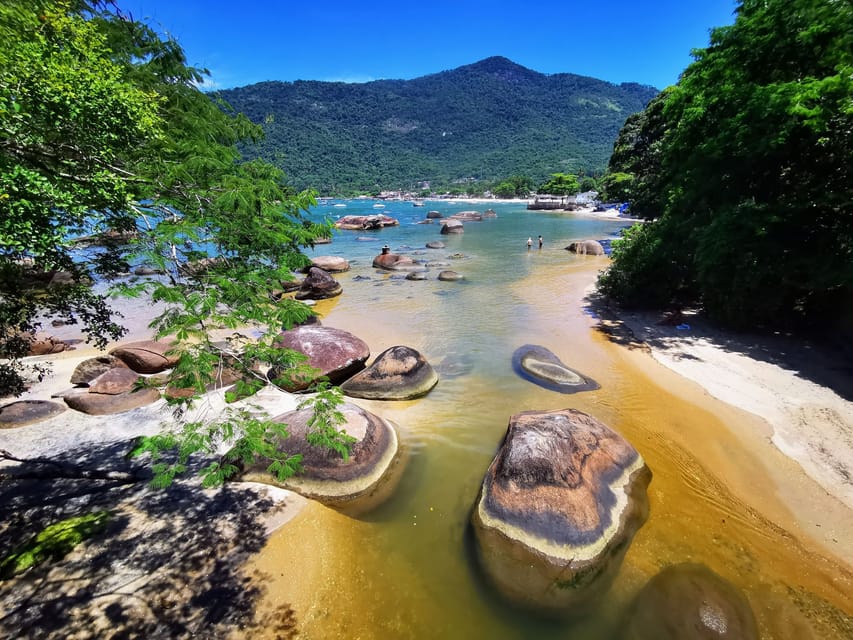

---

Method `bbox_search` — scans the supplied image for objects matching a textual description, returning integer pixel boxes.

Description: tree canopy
[599,0,853,332]
[0,0,349,485]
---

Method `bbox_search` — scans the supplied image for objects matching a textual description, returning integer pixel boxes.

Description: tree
[492,174,533,198]
[599,0,853,331]
[0,0,351,486]
[537,173,580,196]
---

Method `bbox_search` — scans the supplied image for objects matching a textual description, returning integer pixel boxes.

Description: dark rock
[372,253,426,272]
[438,270,463,281]
[309,256,350,273]
[511,344,599,394]
[619,563,759,640]
[70,355,130,386]
[440,219,464,234]
[425,241,445,249]
[272,325,370,391]
[110,340,179,374]
[341,346,438,400]
[472,408,651,614]
[566,240,605,256]
[132,265,161,276]
[64,387,161,415]
[426,210,443,219]
[235,402,401,512]
[483,209,498,218]
[0,400,66,427]
[295,267,343,300]
[88,368,141,395]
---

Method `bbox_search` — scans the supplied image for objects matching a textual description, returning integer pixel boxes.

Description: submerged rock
[619,563,759,640]
[512,344,599,393]
[472,408,651,614]
[341,346,438,400]
[235,402,401,512]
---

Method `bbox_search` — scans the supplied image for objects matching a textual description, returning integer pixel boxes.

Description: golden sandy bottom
[238,260,853,640]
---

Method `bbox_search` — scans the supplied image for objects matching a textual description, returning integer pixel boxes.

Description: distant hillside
[218,57,658,194]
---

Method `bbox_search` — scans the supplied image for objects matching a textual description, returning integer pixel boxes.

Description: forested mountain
[218,57,657,193]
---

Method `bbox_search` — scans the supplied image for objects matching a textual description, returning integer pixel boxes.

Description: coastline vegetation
[598,0,852,335]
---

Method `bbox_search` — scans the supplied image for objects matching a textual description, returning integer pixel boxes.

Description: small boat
[333,203,347,208]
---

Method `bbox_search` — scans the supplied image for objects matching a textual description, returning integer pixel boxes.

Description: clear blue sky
[121,0,739,90]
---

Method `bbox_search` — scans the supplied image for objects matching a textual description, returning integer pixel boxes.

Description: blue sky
[122,0,739,90]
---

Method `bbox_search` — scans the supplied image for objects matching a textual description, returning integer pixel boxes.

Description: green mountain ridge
[218,57,659,194]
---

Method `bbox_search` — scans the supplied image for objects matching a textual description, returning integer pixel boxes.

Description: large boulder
[565,240,605,256]
[309,256,350,273]
[235,402,401,512]
[87,368,141,395]
[70,356,130,386]
[272,325,370,391]
[471,408,651,614]
[63,387,161,415]
[619,563,759,640]
[372,253,426,272]
[110,340,179,374]
[440,219,464,234]
[426,210,443,219]
[295,266,342,300]
[511,344,599,394]
[0,400,66,427]
[341,346,438,400]
[334,214,399,230]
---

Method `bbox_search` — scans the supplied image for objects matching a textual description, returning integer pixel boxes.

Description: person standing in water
[538,235,543,249]
[527,237,533,250]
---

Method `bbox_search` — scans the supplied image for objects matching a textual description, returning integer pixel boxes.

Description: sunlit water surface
[243,200,853,639]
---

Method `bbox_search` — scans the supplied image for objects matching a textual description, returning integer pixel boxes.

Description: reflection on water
[245,201,853,639]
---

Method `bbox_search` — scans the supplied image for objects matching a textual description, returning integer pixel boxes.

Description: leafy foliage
[537,172,580,196]
[599,0,853,331]
[219,57,658,194]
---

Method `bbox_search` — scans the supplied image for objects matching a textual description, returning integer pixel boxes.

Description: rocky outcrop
[511,345,599,394]
[295,267,343,300]
[309,256,350,273]
[341,346,438,400]
[0,400,66,427]
[565,240,605,256]
[334,215,399,230]
[64,387,161,415]
[426,210,443,219]
[110,340,179,374]
[271,325,369,391]
[450,210,482,221]
[440,220,464,234]
[472,408,651,614]
[437,270,463,281]
[235,402,401,512]
[619,563,759,640]
[483,209,498,218]
[372,253,426,272]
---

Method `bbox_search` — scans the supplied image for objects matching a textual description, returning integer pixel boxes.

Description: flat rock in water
[471,408,650,614]
[70,355,130,386]
[309,256,350,273]
[341,345,439,400]
[63,387,161,415]
[235,402,401,513]
[620,563,759,640]
[512,344,599,393]
[0,400,66,428]
[272,325,369,391]
[110,340,179,374]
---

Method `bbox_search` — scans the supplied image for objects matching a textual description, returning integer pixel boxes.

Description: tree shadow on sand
[584,290,853,402]
[0,440,298,639]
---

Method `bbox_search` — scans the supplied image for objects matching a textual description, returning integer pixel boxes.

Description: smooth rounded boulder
[309,255,349,273]
[0,400,66,427]
[110,340,179,374]
[63,387,161,415]
[425,241,445,249]
[440,220,464,234]
[565,240,605,256]
[512,344,599,394]
[70,355,129,386]
[235,402,401,512]
[372,253,425,272]
[472,408,651,614]
[272,325,369,391]
[619,563,759,640]
[295,266,343,300]
[341,346,438,400]
[437,270,463,282]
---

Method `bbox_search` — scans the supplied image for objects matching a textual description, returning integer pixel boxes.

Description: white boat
[333,203,347,208]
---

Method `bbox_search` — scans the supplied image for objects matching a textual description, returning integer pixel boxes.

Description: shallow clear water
[247,200,853,639]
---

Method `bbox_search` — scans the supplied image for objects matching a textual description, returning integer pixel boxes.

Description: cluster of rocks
[334,214,399,230]
[372,245,466,282]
